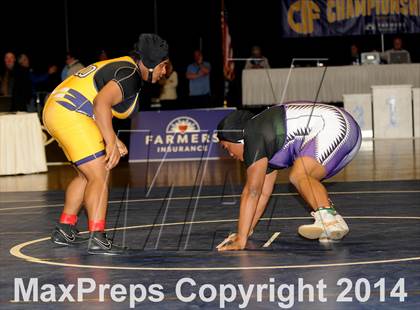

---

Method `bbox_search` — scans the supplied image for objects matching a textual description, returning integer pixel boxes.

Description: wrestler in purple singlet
[243,102,361,178]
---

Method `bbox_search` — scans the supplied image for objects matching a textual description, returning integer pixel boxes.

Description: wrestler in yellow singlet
[43,56,141,166]
[45,33,170,255]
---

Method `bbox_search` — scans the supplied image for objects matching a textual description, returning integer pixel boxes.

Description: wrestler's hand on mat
[216,233,237,250]
[217,234,247,251]
[116,139,128,157]
[104,141,122,170]
[216,230,254,250]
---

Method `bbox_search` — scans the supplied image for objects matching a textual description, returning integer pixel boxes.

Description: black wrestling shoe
[87,232,128,255]
[51,223,88,246]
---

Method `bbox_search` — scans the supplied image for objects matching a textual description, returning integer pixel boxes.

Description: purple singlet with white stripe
[268,103,361,178]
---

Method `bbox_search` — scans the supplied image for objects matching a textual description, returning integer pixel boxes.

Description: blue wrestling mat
[1,180,419,309]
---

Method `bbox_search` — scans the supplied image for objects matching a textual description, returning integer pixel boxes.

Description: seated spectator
[186,50,211,105]
[245,46,270,69]
[61,52,84,80]
[382,37,411,64]
[159,61,178,106]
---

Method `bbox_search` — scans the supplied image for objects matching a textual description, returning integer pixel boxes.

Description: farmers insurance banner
[129,108,235,162]
[281,0,420,37]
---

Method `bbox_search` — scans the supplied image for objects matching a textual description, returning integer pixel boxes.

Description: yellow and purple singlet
[43,56,142,166]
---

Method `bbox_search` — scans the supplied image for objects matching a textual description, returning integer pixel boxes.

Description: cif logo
[166,116,201,134]
[288,0,320,34]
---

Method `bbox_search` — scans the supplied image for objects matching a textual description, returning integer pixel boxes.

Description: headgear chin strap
[147,68,154,83]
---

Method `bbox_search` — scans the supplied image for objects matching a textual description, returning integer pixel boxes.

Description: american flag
[222,1,235,81]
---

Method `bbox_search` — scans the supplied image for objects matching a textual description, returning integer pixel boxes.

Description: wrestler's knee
[289,170,306,187]
[77,158,107,183]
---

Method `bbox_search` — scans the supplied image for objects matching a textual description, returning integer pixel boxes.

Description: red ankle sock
[89,220,106,232]
[59,212,78,225]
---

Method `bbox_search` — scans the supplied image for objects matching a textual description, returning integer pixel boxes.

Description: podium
[343,94,372,138]
[371,85,413,139]
[413,88,420,138]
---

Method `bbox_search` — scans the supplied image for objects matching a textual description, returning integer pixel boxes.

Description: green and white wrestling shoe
[298,207,349,242]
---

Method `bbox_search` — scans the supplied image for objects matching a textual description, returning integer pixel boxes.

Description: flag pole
[221,0,226,107]
[381,33,385,53]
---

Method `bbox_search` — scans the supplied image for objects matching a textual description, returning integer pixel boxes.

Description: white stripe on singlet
[284,104,349,164]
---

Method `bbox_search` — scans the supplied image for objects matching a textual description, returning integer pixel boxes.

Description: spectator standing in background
[11,54,32,111]
[18,53,38,111]
[18,53,59,111]
[349,44,361,65]
[61,52,84,80]
[0,52,32,111]
[186,50,211,105]
[44,64,61,92]
[245,46,270,69]
[159,61,178,107]
[382,37,411,64]
[18,54,58,91]
[98,49,109,61]
[0,52,16,96]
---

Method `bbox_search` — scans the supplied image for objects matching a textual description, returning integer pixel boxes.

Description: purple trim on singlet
[74,150,106,166]
[56,89,94,118]
[268,137,320,169]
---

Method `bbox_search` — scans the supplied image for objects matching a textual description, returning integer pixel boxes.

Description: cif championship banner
[129,108,235,162]
[281,0,420,37]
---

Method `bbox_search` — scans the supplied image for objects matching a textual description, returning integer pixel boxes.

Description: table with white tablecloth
[242,64,420,105]
[0,112,47,175]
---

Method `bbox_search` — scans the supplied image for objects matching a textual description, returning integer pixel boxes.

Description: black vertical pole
[64,0,70,52]
[154,0,158,34]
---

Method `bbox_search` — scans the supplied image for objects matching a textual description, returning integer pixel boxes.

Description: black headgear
[134,34,168,68]
[133,34,168,82]
[217,110,255,143]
